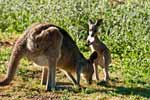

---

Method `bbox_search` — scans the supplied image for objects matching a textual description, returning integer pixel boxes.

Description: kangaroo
[86,19,111,83]
[0,23,97,91]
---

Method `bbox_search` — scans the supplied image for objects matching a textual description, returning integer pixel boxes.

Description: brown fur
[87,19,111,82]
[0,23,97,91]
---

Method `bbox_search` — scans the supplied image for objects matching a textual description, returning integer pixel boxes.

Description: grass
[0,0,150,100]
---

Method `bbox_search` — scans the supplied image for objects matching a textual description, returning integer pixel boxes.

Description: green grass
[0,0,150,100]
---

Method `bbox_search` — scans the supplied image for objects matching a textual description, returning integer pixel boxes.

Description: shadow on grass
[78,84,150,99]
[95,79,150,99]
[113,86,150,98]
[52,80,150,99]
[55,82,89,93]
[55,82,74,91]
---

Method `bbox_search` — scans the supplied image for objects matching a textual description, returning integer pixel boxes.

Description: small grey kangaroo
[86,19,111,82]
[0,23,98,91]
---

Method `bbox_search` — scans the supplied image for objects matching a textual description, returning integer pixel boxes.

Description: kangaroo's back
[92,36,111,65]
[53,25,83,69]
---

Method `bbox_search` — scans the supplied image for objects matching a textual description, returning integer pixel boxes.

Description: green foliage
[0,47,11,73]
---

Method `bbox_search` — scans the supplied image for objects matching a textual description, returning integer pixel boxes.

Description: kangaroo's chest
[89,45,95,52]
[90,44,102,52]
[90,44,104,63]
[90,43,104,53]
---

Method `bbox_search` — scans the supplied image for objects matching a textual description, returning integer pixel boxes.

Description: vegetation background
[0,0,150,100]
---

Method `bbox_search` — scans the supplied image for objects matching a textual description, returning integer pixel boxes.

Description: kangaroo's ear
[95,19,103,26]
[89,51,98,63]
[88,19,94,25]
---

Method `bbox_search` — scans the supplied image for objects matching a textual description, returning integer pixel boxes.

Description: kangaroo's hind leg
[100,56,109,82]
[97,54,108,82]
[103,65,109,81]
[93,61,99,81]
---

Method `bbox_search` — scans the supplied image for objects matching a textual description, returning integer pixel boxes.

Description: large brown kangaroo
[0,23,97,91]
[86,19,111,83]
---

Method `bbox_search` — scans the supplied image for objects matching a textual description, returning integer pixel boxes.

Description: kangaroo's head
[87,19,103,46]
[82,51,98,84]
